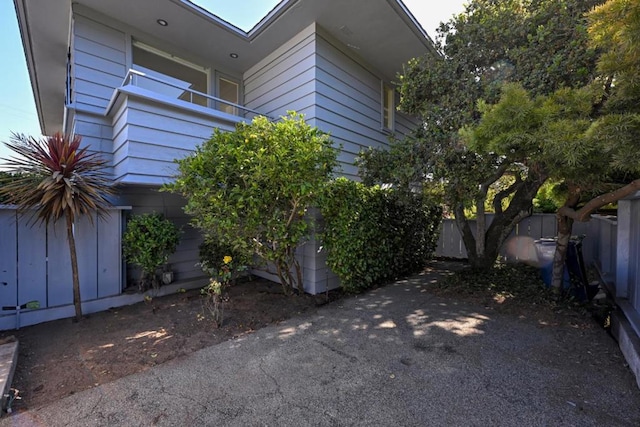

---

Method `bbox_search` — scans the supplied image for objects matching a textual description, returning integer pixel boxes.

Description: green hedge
[319,178,442,293]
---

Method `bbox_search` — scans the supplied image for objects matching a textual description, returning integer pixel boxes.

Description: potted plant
[122,213,181,292]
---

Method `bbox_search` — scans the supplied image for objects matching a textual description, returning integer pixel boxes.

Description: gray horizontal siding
[315,32,420,176]
[116,188,204,284]
[109,95,237,185]
[70,111,115,178]
[244,23,317,120]
[73,15,127,111]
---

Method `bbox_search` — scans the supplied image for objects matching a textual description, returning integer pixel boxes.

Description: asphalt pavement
[2,262,640,426]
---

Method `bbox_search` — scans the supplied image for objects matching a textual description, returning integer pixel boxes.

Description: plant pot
[162,271,174,285]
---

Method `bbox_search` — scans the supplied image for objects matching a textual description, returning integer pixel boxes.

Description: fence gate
[0,207,123,329]
[0,210,18,312]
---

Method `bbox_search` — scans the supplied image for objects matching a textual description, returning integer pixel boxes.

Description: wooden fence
[435,213,616,273]
[0,207,125,329]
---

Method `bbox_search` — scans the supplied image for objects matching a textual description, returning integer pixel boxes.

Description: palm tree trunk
[66,213,83,321]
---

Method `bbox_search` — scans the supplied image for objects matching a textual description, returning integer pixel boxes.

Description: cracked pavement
[2,263,640,426]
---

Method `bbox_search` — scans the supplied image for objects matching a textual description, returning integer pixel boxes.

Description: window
[132,41,208,107]
[382,83,395,131]
[217,77,240,115]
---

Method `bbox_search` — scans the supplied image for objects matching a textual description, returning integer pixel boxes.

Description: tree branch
[492,173,523,214]
[558,179,640,222]
[480,162,510,195]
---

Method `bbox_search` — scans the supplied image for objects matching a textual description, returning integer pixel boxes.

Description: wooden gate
[0,207,123,329]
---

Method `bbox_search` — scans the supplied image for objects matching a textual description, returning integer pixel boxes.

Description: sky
[0,0,467,159]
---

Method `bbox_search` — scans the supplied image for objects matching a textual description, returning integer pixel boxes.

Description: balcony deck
[104,70,265,185]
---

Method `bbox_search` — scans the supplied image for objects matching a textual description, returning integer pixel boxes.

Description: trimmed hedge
[319,178,442,293]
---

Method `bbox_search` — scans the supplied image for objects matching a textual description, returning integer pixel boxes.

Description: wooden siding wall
[0,208,123,329]
[70,13,128,172]
[115,188,204,285]
[110,95,235,185]
[72,13,127,114]
[244,24,318,122]
[314,30,417,180]
[244,23,419,181]
[70,112,115,175]
[243,23,420,294]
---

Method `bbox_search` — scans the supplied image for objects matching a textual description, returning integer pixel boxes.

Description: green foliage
[0,132,114,321]
[589,0,640,114]
[533,181,565,213]
[198,238,249,279]
[165,112,338,294]
[0,133,114,225]
[122,213,181,289]
[0,171,27,204]
[319,178,442,293]
[361,0,606,271]
[199,255,242,327]
[470,82,640,198]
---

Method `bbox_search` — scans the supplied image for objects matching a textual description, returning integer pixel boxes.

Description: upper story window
[132,41,209,107]
[381,82,395,131]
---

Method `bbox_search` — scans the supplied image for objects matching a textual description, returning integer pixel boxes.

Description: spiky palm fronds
[0,132,114,225]
[0,132,114,322]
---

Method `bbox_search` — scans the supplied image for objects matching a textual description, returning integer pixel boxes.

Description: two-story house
[2,0,437,329]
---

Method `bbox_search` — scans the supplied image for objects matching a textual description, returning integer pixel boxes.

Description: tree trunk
[551,189,581,290]
[454,170,546,271]
[552,215,573,290]
[66,213,83,322]
[475,198,486,260]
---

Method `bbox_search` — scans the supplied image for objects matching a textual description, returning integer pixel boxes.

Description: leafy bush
[319,178,442,292]
[165,112,338,294]
[198,238,249,280]
[122,213,181,290]
[533,180,564,213]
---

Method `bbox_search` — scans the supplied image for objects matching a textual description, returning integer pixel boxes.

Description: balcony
[105,69,265,186]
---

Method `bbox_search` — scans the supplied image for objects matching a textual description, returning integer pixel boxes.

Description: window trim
[215,73,241,115]
[132,40,208,74]
[381,82,395,132]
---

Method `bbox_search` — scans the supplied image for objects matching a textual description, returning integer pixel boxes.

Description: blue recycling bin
[534,237,597,301]
[535,239,570,289]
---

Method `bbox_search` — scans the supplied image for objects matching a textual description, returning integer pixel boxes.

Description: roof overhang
[14,0,72,135]
[14,0,437,135]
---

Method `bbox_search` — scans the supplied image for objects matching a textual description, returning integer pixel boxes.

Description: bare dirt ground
[1,277,333,412]
[1,260,612,415]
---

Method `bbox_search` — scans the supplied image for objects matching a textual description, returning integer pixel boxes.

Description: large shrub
[165,112,338,294]
[319,178,442,293]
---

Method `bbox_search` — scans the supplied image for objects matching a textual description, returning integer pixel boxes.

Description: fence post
[616,200,631,298]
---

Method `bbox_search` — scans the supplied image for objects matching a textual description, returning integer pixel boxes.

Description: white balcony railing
[122,69,264,120]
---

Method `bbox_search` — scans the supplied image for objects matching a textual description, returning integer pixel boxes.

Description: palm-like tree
[0,133,114,321]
